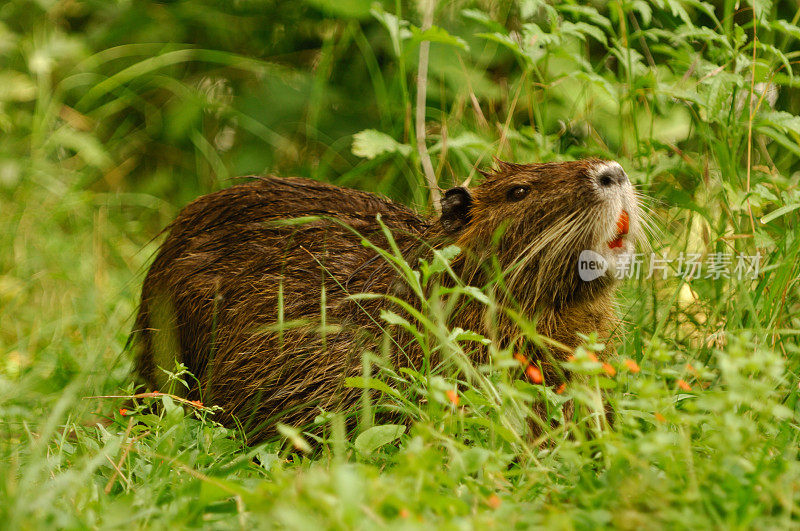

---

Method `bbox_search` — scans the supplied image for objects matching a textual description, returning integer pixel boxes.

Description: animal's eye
[507,186,530,202]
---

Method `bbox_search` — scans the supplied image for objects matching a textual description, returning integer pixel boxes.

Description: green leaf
[371,7,412,57]
[380,309,410,327]
[276,423,312,452]
[771,19,800,41]
[198,476,246,504]
[760,203,800,224]
[430,132,490,154]
[344,376,402,398]
[421,244,461,279]
[437,245,461,262]
[463,416,518,443]
[302,0,371,19]
[352,129,412,160]
[354,424,406,455]
[448,327,491,345]
[410,25,469,50]
[461,9,507,33]
[462,286,490,304]
[460,448,493,474]
[750,0,772,22]
[630,0,653,26]
[561,21,607,46]
[0,71,35,102]
[46,127,111,169]
[557,5,612,31]
[475,32,522,55]
[759,111,800,134]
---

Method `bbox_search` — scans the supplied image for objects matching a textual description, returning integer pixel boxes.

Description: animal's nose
[596,166,629,187]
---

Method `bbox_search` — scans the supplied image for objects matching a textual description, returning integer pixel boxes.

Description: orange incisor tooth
[617,209,630,235]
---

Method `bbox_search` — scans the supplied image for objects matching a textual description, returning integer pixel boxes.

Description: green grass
[2,0,800,528]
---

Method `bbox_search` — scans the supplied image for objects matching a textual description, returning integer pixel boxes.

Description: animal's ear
[439,187,472,233]
[492,157,524,174]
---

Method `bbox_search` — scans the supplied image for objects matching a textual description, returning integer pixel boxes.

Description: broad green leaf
[561,21,607,46]
[411,26,469,50]
[344,376,402,398]
[771,19,800,41]
[430,132,490,154]
[475,32,522,54]
[461,9,506,33]
[354,424,406,455]
[557,5,612,31]
[463,286,490,304]
[630,1,653,26]
[759,111,800,134]
[352,129,411,160]
[519,0,557,20]
[448,328,492,345]
[371,7,412,57]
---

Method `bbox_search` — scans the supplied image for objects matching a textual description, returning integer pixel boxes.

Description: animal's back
[132,176,428,432]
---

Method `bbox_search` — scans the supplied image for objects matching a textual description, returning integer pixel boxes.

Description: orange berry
[487,494,502,509]
[556,383,567,394]
[677,379,692,392]
[513,352,529,366]
[525,365,543,384]
[588,353,599,363]
[654,413,666,423]
[623,359,640,373]
[445,389,459,406]
[602,363,616,377]
[399,508,410,519]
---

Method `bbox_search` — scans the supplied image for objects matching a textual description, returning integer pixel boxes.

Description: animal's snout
[596,165,629,188]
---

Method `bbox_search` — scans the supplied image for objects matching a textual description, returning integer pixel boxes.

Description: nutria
[131,159,639,442]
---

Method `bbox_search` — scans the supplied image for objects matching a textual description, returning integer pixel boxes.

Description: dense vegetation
[2,0,800,527]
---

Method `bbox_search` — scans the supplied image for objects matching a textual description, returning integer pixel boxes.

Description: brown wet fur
[131,160,635,443]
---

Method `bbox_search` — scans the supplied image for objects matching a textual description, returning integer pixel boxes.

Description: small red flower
[602,363,616,377]
[677,379,692,392]
[623,359,640,373]
[525,365,543,384]
[445,389,459,406]
[119,408,129,417]
[487,494,502,509]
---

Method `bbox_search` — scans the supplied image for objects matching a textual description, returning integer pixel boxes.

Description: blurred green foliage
[2,0,797,203]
